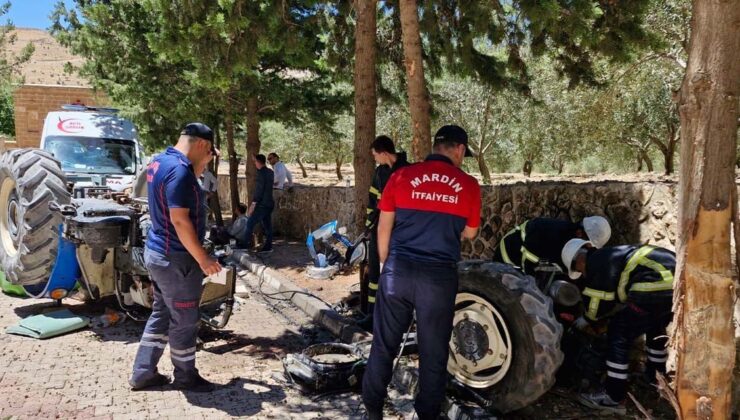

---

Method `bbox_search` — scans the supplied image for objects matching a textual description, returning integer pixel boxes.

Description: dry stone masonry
[217,175,689,257]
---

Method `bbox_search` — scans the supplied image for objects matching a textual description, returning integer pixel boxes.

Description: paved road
[0,274,374,419]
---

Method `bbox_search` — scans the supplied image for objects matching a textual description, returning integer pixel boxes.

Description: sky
[4,0,76,30]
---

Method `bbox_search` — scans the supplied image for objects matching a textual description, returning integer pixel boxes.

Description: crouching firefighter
[357,135,409,331]
[492,216,612,276]
[561,239,675,415]
[129,123,222,392]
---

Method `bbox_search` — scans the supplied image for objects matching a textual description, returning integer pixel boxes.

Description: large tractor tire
[448,261,564,414]
[0,149,70,286]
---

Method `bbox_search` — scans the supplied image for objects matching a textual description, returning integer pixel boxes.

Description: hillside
[6,28,88,86]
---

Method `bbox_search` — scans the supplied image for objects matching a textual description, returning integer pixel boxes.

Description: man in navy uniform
[130,123,222,392]
[561,239,675,415]
[362,125,481,420]
[358,135,409,331]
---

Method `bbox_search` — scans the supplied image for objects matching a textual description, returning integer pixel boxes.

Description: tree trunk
[296,154,308,178]
[225,111,240,215]
[244,96,261,204]
[477,97,493,184]
[664,121,678,175]
[399,0,431,162]
[353,0,378,233]
[335,156,344,181]
[296,135,308,178]
[522,160,533,177]
[673,0,740,418]
[314,162,318,170]
[210,122,224,226]
[641,150,654,172]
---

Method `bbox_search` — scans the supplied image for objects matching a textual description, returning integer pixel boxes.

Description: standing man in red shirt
[362,125,481,420]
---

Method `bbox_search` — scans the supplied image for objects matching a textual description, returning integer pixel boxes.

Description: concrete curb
[232,250,371,344]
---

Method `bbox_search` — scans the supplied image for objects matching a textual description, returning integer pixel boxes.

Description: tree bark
[296,135,308,178]
[296,154,308,178]
[522,160,533,177]
[399,0,431,162]
[640,149,654,172]
[477,97,493,184]
[244,96,261,204]
[210,122,224,226]
[225,110,240,215]
[673,1,740,418]
[335,156,344,181]
[353,0,378,233]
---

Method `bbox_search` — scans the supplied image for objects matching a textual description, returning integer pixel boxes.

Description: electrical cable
[247,252,342,311]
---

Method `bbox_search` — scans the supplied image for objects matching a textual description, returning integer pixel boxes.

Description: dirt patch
[259,239,361,307]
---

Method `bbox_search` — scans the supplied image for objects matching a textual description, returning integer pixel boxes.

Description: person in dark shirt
[130,122,221,393]
[561,239,675,415]
[358,135,410,331]
[362,125,481,420]
[243,154,275,253]
[492,216,612,276]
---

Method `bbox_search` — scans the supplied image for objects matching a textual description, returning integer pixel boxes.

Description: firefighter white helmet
[562,238,592,280]
[582,216,611,248]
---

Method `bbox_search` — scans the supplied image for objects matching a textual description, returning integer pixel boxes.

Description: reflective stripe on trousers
[130,248,203,385]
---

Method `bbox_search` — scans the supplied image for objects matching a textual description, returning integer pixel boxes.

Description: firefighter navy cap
[181,122,214,142]
[434,125,474,157]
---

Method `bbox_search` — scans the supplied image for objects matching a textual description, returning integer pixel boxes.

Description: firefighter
[357,135,409,331]
[492,216,611,276]
[362,125,481,420]
[129,123,222,392]
[561,239,675,415]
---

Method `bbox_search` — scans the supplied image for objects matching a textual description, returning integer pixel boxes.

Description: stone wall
[217,175,684,256]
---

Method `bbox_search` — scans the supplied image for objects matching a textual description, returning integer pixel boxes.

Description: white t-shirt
[272,161,293,189]
[200,169,218,193]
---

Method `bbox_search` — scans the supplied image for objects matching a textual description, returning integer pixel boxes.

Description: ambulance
[39,104,144,192]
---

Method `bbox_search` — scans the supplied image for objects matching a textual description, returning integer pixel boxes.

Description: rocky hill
[6,28,88,86]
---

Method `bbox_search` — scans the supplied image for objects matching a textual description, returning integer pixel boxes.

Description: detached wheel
[0,149,70,286]
[448,261,564,414]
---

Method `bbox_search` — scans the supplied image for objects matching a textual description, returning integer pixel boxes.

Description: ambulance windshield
[44,136,137,175]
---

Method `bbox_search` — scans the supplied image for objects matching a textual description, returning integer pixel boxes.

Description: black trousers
[604,300,672,401]
[366,230,380,313]
[362,255,458,419]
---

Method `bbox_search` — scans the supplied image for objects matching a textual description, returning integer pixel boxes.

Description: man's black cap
[181,122,214,142]
[434,124,473,157]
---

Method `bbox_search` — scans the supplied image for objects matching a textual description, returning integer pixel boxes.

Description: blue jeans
[362,255,458,420]
[244,205,273,250]
[130,248,203,385]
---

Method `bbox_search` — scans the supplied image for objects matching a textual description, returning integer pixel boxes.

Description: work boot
[172,374,218,393]
[361,407,383,420]
[578,389,627,415]
[129,373,171,391]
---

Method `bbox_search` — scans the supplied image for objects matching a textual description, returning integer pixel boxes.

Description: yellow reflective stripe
[366,208,374,214]
[522,249,540,264]
[498,223,522,265]
[369,186,381,197]
[365,220,373,227]
[630,258,674,292]
[519,220,528,242]
[583,288,615,300]
[517,221,539,266]
[618,246,655,302]
[367,296,376,303]
[368,282,378,290]
[583,287,615,321]
[499,237,514,265]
